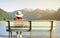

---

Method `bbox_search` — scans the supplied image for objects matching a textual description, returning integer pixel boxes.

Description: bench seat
[6,26,30,32]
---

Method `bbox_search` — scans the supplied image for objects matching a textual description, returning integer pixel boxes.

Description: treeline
[0,8,12,20]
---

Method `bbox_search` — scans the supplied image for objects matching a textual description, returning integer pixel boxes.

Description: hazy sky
[0,0,60,12]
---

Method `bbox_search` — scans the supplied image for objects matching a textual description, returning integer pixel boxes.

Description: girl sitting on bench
[14,11,23,38]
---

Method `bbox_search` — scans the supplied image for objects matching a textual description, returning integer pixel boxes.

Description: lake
[0,21,60,35]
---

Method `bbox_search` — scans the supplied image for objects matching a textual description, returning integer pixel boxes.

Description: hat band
[16,14,23,17]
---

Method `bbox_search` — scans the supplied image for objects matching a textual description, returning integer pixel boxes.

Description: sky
[0,0,60,12]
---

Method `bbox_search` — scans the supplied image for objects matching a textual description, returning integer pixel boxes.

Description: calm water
[0,21,60,35]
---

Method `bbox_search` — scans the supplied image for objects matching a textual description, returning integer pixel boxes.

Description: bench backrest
[31,20,56,32]
[6,20,56,32]
[6,21,31,32]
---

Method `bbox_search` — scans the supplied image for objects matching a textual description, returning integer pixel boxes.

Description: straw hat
[16,11,23,17]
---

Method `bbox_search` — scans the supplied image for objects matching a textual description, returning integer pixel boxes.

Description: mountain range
[0,8,60,20]
[9,8,60,20]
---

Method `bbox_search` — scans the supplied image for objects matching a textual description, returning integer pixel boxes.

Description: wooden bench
[6,20,56,38]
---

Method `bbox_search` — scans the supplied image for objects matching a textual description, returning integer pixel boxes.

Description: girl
[14,11,23,38]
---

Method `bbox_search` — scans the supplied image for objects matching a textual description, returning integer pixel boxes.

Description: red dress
[14,17,23,20]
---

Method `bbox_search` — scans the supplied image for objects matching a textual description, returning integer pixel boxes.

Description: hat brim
[16,14,23,17]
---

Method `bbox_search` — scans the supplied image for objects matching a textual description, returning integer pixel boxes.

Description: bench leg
[30,31,32,38]
[50,31,54,38]
[9,31,12,38]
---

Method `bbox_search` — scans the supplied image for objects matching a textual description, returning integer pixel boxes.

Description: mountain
[7,8,60,20]
[10,8,58,20]
[0,8,12,20]
[30,9,56,20]
[53,8,60,20]
[9,9,32,20]
[1,8,60,20]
